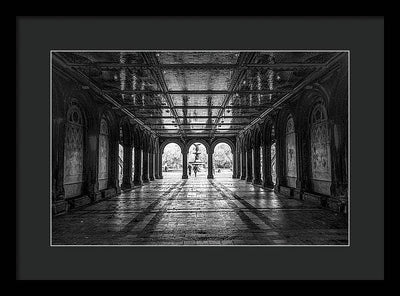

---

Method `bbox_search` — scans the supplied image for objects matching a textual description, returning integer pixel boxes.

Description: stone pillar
[87,132,100,202]
[154,149,160,179]
[246,149,253,182]
[142,150,149,183]
[240,150,246,180]
[157,151,164,179]
[133,147,143,186]
[121,145,133,190]
[52,120,67,214]
[149,152,155,181]
[207,152,214,179]
[252,146,262,185]
[262,143,274,188]
[182,149,188,179]
[232,149,237,178]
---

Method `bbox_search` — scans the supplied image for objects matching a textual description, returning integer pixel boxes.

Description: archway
[187,142,208,178]
[212,143,233,178]
[63,102,86,198]
[162,143,182,178]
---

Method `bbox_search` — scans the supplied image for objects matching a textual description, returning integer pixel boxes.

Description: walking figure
[193,165,198,177]
[188,164,192,176]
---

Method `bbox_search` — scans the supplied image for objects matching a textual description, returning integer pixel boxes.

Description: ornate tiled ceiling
[54,51,340,139]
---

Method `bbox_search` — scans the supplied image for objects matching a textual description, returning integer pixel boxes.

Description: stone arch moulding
[185,138,211,154]
[159,138,185,154]
[210,138,235,154]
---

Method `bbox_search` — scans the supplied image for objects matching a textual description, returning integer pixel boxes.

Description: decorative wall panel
[285,117,297,181]
[310,104,331,194]
[64,105,84,198]
[98,118,109,190]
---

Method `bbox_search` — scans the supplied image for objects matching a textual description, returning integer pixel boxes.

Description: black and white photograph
[17,16,386,281]
[51,50,349,246]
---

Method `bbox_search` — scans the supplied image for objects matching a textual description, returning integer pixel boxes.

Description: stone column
[232,149,237,178]
[87,132,100,202]
[142,150,149,183]
[121,144,133,190]
[207,152,214,179]
[149,152,155,181]
[182,149,188,179]
[252,146,262,185]
[240,151,246,180]
[157,151,164,179]
[154,149,160,179]
[246,149,253,182]
[262,143,274,188]
[52,120,67,214]
[133,147,142,186]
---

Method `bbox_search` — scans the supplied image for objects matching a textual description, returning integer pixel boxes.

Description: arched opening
[98,117,109,190]
[213,143,233,178]
[310,102,331,195]
[63,103,85,198]
[162,143,182,178]
[187,143,208,178]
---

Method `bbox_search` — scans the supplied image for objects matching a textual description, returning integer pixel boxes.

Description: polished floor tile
[52,172,348,246]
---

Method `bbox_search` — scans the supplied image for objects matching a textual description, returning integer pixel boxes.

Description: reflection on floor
[52,172,348,245]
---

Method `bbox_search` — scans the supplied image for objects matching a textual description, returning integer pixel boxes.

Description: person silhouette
[188,165,192,176]
[193,165,198,177]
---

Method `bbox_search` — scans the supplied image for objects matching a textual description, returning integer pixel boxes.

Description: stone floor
[52,171,349,246]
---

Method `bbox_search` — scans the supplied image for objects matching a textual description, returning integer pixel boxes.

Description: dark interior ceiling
[53,51,341,139]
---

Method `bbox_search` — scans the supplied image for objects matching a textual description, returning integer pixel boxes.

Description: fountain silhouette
[189,143,205,172]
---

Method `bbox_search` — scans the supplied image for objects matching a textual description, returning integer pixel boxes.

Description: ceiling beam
[103,89,289,95]
[239,52,346,136]
[52,53,158,137]
[140,53,186,139]
[119,105,272,109]
[209,52,256,138]
[135,116,251,119]
[149,123,248,126]
[68,62,325,70]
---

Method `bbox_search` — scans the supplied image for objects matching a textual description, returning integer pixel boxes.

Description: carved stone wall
[310,103,331,195]
[63,103,85,198]
[98,118,109,190]
[285,116,297,188]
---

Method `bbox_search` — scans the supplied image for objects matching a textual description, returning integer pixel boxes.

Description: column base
[263,181,275,189]
[52,199,68,216]
[121,182,132,191]
[246,176,253,183]
[240,176,246,180]
[149,176,155,181]
[133,180,143,186]
[142,178,150,183]
[252,178,262,185]
[182,174,188,179]
[207,174,214,179]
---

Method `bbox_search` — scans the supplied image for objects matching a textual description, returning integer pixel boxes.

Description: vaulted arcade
[51,51,348,245]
